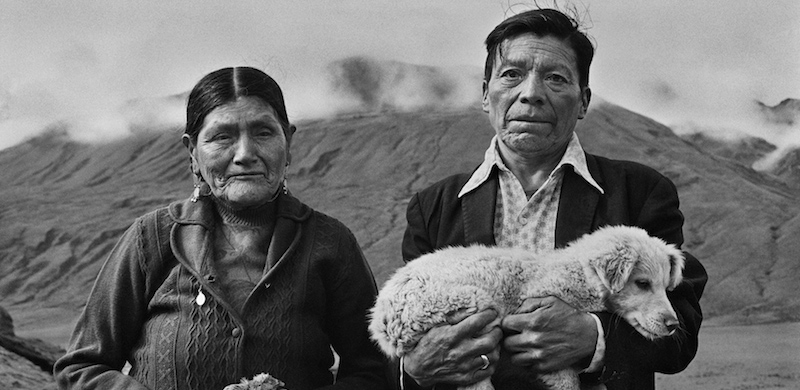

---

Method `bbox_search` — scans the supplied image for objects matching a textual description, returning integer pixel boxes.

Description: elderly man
[399,8,707,390]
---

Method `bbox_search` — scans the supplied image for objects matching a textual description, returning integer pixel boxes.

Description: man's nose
[518,75,545,105]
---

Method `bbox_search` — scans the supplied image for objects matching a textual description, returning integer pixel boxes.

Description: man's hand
[404,309,503,387]
[501,296,597,372]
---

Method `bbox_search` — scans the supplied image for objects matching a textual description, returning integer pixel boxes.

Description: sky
[1,0,799,157]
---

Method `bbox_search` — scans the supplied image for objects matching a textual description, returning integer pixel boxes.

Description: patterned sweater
[54,194,389,390]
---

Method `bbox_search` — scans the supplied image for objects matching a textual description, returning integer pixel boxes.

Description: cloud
[588,0,799,150]
[319,56,482,115]
[0,73,184,150]
[0,0,797,154]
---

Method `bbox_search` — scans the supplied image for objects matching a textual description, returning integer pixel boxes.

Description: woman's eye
[635,280,652,290]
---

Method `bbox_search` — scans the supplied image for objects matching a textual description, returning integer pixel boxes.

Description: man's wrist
[400,355,435,390]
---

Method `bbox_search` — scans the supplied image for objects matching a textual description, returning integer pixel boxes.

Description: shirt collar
[457,132,604,198]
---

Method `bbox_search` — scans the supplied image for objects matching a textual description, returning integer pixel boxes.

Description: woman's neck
[212,197,278,226]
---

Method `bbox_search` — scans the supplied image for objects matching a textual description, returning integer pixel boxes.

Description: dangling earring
[190,174,211,202]
[191,182,202,202]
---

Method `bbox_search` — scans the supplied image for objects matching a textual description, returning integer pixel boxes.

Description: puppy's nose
[664,317,679,334]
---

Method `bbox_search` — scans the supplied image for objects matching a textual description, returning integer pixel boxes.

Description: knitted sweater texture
[54,194,389,390]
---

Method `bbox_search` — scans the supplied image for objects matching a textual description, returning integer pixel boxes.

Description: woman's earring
[191,183,202,202]
[283,178,289,194]
[190,175,211,202]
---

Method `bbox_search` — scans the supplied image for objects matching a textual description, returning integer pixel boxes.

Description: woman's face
[184,96,293,210]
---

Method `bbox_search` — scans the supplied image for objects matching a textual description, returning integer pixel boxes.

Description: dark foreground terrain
[1,97,799,388]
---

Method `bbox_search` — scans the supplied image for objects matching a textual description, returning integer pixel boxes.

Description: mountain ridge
[1,93,799,387]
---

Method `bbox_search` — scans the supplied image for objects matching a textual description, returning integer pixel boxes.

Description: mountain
[1,83,799,385]
[680,133,777,169]
[758,98,800,126]
[1,306,61,389]
[573,101,800,325]
[772,148,800,184]
[679,98,800,188]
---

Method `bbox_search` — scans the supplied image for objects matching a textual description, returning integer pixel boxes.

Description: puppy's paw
[222,373,287,390]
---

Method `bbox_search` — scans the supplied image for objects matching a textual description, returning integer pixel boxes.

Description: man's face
[482,33,590,161]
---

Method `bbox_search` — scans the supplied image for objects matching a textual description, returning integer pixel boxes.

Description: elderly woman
[54,67,389,390]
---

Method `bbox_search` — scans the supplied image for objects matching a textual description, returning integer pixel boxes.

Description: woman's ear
[181,134,194,153]
[182,134,200,175]
[285,124,297,144]
[285,124,297,166]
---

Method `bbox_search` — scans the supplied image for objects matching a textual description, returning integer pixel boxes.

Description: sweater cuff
[583,313,606,373]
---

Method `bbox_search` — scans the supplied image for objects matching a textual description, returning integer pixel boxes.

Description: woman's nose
[233,134,258,164]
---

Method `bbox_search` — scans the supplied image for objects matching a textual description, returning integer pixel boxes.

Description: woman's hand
[501,296,597,372]
[403,309,503,387]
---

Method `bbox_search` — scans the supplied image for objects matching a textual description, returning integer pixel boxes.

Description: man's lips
[509,116,551,123]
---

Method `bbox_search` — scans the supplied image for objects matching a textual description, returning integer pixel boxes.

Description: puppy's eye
[635,280,652,290]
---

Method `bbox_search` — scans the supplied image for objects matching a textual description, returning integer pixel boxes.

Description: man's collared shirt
[457,131,606,372]
[458,132,604,253]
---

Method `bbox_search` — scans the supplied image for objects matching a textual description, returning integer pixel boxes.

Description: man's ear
[578,86,591,119]
[481,80,490,114]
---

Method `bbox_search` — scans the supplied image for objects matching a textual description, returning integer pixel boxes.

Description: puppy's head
[582,226,685,339]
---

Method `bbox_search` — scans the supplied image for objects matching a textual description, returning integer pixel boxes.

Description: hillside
[1,99,799,386]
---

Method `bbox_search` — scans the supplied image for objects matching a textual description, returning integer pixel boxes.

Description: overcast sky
[1,0,798,151]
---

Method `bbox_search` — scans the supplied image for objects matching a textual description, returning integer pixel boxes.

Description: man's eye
[500,69,523,79]
[255,128,276,137]
[547,74,568,83]
[211,133,232,141]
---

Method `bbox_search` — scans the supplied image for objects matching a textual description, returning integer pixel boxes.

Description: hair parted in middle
[184,67,291,143]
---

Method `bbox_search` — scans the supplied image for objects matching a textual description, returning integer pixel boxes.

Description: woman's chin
[215,185,279,210]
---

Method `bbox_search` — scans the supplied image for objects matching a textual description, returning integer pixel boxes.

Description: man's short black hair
[484,8,594,89]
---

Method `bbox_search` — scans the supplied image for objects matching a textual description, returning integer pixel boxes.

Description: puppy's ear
[667,248,685,291]
[591,245,637,294]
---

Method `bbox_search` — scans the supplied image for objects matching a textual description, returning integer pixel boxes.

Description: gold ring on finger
[480,354,490,370]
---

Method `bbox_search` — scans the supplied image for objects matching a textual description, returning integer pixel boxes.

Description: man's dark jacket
[400,153,708,390]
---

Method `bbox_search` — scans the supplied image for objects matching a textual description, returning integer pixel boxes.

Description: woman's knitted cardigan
[54,193,389,390]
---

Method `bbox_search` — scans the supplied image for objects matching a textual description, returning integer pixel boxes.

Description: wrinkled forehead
[201,96,286,133]
[495,33,580,71]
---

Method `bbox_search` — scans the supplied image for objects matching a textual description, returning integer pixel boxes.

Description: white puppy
[369,225,685,390]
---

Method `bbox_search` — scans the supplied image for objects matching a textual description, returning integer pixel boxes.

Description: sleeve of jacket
[588,174,708,384]
[402,192,434,263]
[321,223,391,390]
[53,217,152,390]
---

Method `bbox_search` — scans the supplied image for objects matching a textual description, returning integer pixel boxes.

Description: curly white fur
[369,225,684,390]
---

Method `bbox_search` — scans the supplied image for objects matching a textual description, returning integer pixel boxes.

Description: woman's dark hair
[483,8,594,89]
[185,67,290,142]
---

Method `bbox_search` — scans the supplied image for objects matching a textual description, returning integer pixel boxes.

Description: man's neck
[497,143,566,197]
